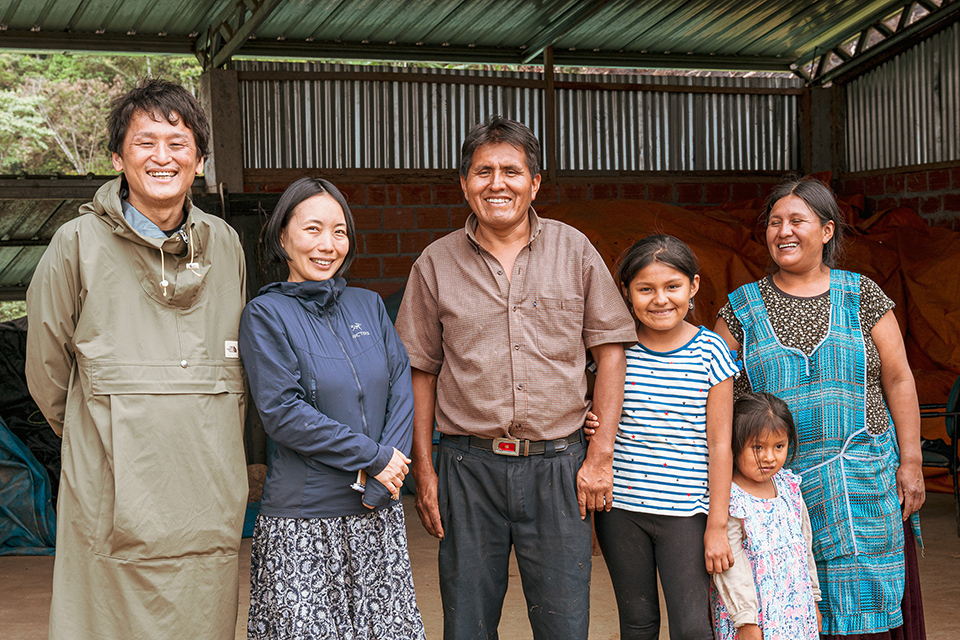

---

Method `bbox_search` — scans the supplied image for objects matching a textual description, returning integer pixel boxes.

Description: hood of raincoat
[80,176,216,309]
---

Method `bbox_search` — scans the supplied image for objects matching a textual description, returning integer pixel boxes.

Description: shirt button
[180,360,188,368]
[516,384,523,390]
[497,269,503,275]
[512,305,518,311]
[514,344,520,350]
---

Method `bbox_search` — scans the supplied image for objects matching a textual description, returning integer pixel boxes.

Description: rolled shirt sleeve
[580,244,637,350]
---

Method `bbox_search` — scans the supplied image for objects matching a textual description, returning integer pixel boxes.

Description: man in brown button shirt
[396,116,636,640]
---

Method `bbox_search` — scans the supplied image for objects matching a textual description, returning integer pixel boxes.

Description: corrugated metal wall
[554,75,800,171]
[235,61,801,172]
[846,23,960,172]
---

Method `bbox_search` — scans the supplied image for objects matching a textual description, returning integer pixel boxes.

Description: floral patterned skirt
[248,503,426,640]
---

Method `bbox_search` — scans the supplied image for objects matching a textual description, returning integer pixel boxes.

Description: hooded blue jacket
[238,278,413,517]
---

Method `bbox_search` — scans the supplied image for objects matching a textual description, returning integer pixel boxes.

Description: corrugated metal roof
[0,195,91,298]
[0,0,922,72]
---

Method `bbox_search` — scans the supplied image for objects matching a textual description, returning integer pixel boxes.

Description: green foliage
[0,53,202,176]
[0,301,26,323]
[0,91,49,173]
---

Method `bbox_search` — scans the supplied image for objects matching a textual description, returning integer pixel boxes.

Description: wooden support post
[544,46,557,184]
[799,87,813,174]
[830,83,847,177]
[199,69,244,195]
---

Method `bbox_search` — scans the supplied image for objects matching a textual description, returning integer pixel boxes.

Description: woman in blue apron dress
[714,176,926,639]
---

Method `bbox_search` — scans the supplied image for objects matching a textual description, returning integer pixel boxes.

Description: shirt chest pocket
[535,297,584,362]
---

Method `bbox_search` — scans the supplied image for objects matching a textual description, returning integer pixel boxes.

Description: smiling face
[625,260,700,335]
[281,193,350,282]
[766,194,835,275]
[736,427,790,486]
[460,142,541,236]
[111,109,203,228]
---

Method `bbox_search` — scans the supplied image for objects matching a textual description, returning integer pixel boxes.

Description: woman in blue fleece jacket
[239,177,425,640]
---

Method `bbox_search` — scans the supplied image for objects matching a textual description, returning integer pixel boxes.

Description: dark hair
[732,392,798,475]
[108,78,211,159]
[763,175,846,268]
[615,234,700,323]
[459,115,541,179]
[260,177,357,280]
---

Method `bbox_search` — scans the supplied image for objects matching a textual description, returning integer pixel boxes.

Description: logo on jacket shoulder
[350,322,371,339]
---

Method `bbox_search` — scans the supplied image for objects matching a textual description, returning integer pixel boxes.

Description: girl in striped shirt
[588,235,738,639]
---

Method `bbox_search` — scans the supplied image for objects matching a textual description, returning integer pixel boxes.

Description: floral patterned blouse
[718,274,895,435]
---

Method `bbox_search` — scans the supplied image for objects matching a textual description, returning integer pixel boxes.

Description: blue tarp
[0,416,56,555]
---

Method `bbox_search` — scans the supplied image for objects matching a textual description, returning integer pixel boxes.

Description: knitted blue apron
[729,270,907,635]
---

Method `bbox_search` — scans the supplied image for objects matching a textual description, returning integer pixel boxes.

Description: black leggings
[595,508,713,640]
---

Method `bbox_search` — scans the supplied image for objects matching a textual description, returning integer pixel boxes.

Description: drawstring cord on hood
[158,222,202,297]
[187,224,201,277]
[159,248,169,297]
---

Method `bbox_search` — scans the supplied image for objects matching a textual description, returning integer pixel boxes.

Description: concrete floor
[2,493,958,639]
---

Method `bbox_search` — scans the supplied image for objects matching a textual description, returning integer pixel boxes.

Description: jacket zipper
[323,313,369,434]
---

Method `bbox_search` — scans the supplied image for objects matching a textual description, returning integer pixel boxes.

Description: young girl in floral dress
[712,392,821,640]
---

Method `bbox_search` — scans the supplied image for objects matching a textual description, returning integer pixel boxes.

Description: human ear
[530,173,541,201]
[822,220,835,244]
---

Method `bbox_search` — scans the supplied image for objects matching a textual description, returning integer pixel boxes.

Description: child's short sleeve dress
[712,469,819,640]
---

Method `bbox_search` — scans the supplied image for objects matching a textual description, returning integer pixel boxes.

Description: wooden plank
[244,168,459,184]
[244,167,784,185]
[830,83,847,176]
[200,69,245,193]
[840,158,960,179]
[236,70,802,96]
[544,46,557,184]
[799,87,814,175]
[237,70,547,90]
[552,80,802,96]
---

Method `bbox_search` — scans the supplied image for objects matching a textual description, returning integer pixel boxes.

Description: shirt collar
[464,206,543,251]
[120,198,166,239]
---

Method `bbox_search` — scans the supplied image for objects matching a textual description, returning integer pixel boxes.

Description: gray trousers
[436,435,592,640]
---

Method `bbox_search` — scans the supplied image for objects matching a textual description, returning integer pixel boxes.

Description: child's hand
[704,525,734,574]
[736,623,763,640]
[816,606,822,632]
[584,411,600,441]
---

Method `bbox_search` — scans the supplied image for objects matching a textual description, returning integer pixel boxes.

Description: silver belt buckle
[492,437,522,456]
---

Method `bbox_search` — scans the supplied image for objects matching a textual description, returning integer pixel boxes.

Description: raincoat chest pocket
[536,297,584,362]
[90,362,247,561]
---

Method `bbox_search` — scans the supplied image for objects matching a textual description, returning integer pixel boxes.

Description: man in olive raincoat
[26,79,248,640]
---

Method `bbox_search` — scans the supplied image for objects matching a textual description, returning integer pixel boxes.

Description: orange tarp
[539,189,960,493]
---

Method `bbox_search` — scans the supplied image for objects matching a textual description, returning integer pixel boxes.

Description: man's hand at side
[577,342,626,519]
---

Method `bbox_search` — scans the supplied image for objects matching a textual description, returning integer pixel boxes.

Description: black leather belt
[441,431,582,456]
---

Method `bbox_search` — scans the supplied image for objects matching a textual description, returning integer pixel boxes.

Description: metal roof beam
[0,29,194,55]
[520,0,615,64]
[0,286,28,302]
[813,0,960,85]
[195,0,284,70]
[232,38,793,71]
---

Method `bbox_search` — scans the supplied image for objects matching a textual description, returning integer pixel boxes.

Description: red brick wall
[834,164,960,229]
[244,178,778,297]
